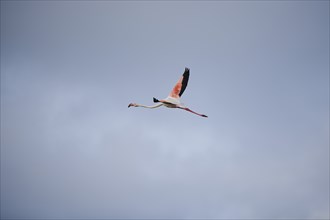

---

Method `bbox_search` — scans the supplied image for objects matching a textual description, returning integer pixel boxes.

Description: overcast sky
[1,1,329,219]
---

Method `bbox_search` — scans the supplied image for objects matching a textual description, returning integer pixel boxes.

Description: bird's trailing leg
[178,107,208,118]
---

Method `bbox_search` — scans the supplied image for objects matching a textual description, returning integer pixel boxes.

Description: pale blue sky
[1,1,329,219]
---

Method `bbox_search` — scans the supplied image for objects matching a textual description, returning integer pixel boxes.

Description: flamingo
[128,67,208,118]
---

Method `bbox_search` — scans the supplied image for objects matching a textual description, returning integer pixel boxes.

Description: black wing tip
[153,97,159,103]
[178,67,190,97]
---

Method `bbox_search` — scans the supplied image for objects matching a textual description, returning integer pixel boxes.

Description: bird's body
[128,68,207,118]
[158,97,181,108]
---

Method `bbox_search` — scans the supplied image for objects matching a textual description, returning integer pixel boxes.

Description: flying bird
[128,68,208,118]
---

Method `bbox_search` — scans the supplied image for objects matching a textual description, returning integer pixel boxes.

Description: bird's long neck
[137,103,163,109]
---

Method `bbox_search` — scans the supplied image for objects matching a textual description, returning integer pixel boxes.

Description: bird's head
[128,103,138,108]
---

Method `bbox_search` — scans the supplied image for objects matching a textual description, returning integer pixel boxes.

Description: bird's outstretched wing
[169,67,190,98]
